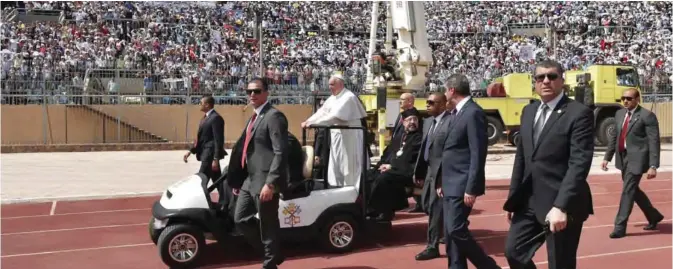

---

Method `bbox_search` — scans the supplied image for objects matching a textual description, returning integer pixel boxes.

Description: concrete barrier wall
[1,105,167,145]
[89,104,315,143]
[2,102,670,146]
[2,104,315,145]
[641,102,672,137]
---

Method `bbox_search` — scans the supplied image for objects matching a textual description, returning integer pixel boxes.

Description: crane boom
[360,1,434,155]
[390,0,433,91]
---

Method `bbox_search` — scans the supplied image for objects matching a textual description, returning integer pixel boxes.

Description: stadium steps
[4,9,18,22]
[66,105,169,143]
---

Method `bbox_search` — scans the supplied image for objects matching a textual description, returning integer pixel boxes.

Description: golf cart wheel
[157,224,205,268]
[149,217,160,245]
[320,215,359,253]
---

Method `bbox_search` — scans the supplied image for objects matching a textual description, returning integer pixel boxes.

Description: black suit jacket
[414,112,451,212]
[314,128,330,163]
[190,110,226,161]
[440,99,488,198]
[604,105,661,175]
[386,131,423,179]
[503,95,595,223]
[227,104,289,195]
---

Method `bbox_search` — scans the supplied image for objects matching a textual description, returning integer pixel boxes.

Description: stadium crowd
[1,1,671,98]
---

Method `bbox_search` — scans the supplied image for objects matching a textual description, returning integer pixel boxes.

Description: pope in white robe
[302,75,368,188]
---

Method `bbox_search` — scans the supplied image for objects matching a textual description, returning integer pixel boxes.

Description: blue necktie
[424,118,438,161]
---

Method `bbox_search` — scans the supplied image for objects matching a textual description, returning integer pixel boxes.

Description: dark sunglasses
[426,100,436,105]
[534,73,560,82]
[246,88,263,95]
[621,96,635,101]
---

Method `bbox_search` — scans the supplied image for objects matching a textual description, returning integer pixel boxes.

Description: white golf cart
[149,125,390,268]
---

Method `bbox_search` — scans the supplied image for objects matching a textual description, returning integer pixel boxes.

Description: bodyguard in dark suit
[184,95,226,200]
[602,88,664,239]
[437,74,500,269]
[503,60,594,269]
[413,92,451,261]
[227,78,288,269]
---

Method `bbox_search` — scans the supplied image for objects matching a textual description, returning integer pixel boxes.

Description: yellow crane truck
[357,2,635,149]
[497,64,640,147]
[359,64,638,148]
[567,64,641,146]
[359,72,534,146]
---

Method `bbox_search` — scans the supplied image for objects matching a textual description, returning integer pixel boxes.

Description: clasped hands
[506,207,568,233]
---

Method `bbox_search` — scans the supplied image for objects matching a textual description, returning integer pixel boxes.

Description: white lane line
[479,188,672,202]
[381,220,672,252]
[0,243,154,258]
[49,201,57,216]
[3,179,671,219]
[1,191,162,205]
[2,219,669,258]
[2,208,149,220]
[500,245,673,269]
[392,201,672,226]
[1,223,147,236]
[472,219,672,241]
[590,179,671,185]
[485,178,672,191]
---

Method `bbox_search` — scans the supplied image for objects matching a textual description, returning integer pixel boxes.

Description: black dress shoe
[276,256,285,265]
[609,231,626,239]
[644,215,665,230]
[408,206,423,213]
[415,248,440,261]
[375,212,394,221]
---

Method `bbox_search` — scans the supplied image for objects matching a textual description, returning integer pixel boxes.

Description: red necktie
[241,113,258,166]
[194,114,206,147]
[199,114,206,126]
[618,112,631,152]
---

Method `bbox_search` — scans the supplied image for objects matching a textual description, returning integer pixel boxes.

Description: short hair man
[438,74,500,269]
[503,60,595,269]
[413,92,450,261]
[228,78,288,269]
[184,95,226,202]
[602,88,664,239]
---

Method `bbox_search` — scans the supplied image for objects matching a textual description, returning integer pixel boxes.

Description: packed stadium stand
[1,1,671,105]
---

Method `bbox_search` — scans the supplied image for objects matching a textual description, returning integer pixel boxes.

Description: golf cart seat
[280,145,315,201]
[405,186,423,197]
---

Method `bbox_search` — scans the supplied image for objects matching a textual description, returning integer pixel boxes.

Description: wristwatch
[650,166,657,171]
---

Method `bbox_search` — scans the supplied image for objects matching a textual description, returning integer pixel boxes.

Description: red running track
[2,173,671,269]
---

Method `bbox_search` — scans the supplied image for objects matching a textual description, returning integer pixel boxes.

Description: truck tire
[486,116,504,146]
[597,117,616,147]
[507,130,521,147]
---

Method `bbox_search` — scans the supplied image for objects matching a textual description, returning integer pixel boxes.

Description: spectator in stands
[1,1,670,101]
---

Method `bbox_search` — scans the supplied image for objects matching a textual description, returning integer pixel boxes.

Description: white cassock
[305,88,368,188]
